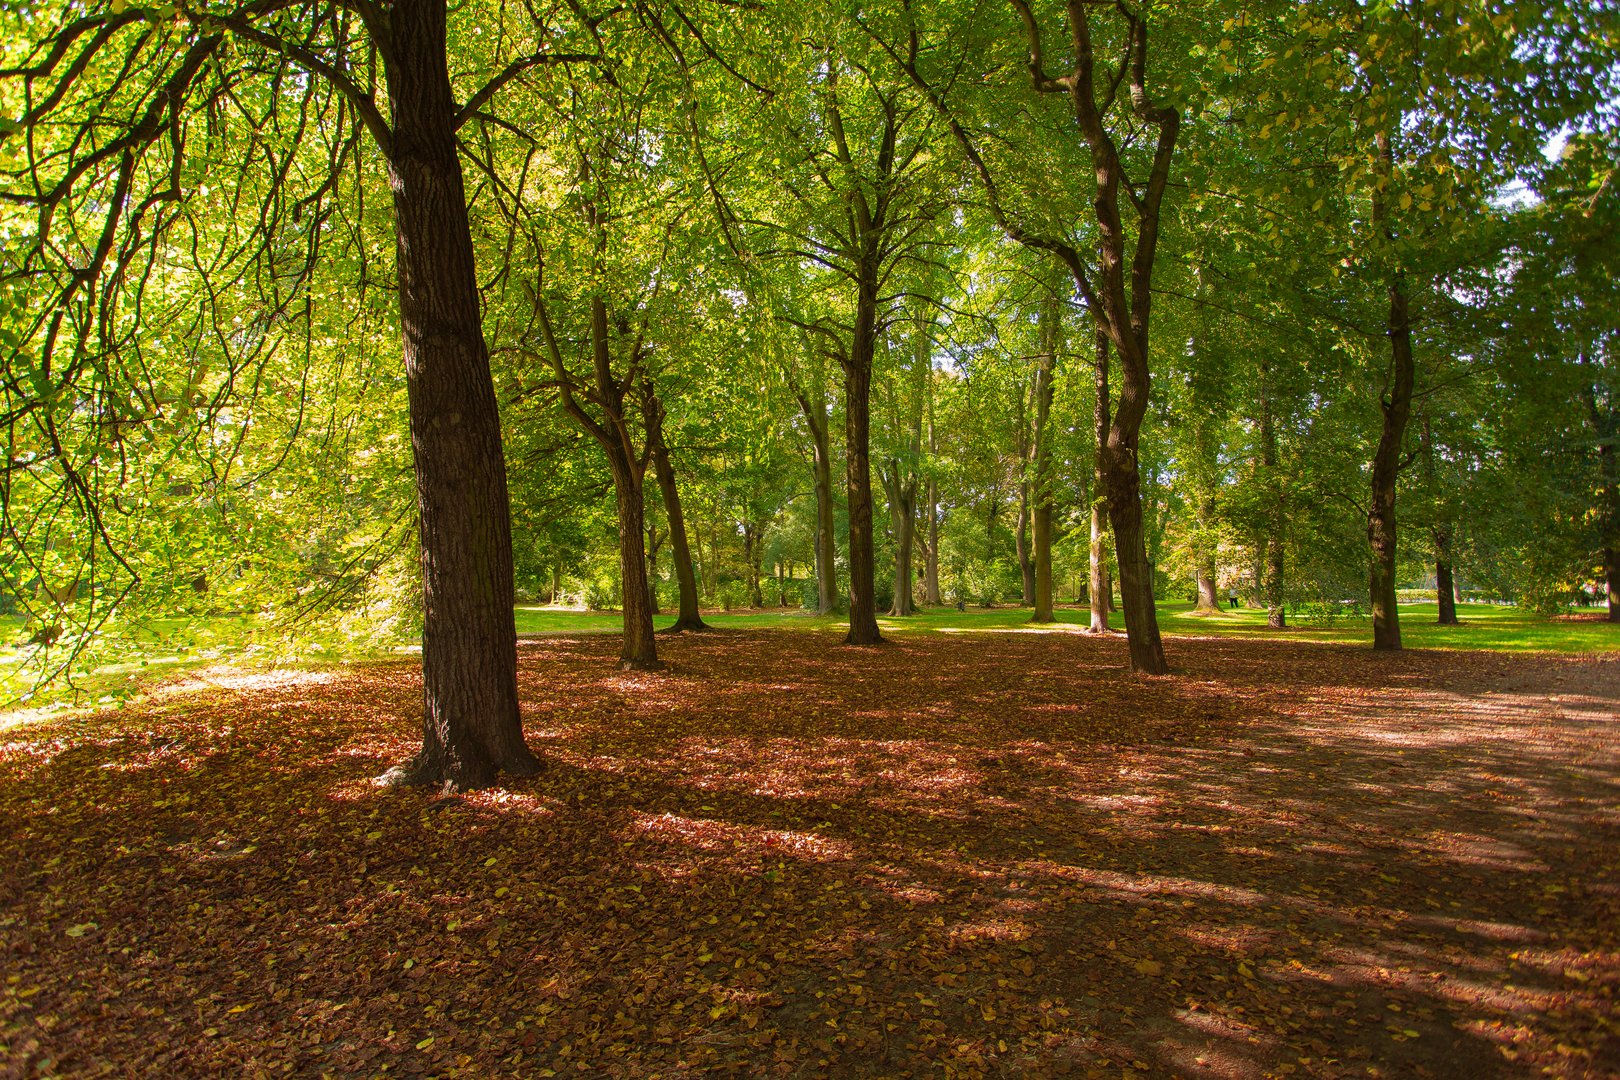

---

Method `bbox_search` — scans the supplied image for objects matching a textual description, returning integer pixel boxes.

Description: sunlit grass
[516,600,1618,655]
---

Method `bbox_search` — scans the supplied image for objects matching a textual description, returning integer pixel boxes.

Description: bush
[800,577,822,610]
[583,578,620,612]
[717,580,749,611]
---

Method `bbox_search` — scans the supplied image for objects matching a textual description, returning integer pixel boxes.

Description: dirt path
[2,632,1616,1077]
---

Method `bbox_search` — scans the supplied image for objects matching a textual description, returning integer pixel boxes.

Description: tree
[882,0,1192,672]
[0,0,609,785]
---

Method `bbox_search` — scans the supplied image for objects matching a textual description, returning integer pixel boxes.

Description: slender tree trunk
[842,266,883,645]
[550,564,561,606]
[609,460,661,671]
[1031,295,1057,623]
[923,369,942,607]
[646,523,661,616]
[800,400,839,616]
[1369,275,1415,652]
[644,384,708,632]
[1258,372,1286,629]
[387,0,535,789]
[1089,328,1112,633]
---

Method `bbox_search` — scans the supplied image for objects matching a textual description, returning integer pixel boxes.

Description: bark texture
[388,0,536,789]
[645,387,709,632]
[1369,276,1415,652]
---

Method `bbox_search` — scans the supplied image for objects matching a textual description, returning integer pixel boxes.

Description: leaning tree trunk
[1369,275,1415,652]
[388,0,536,789]
[1088,329,1112,633]
[842,265,883,645]
[645,390,708,632]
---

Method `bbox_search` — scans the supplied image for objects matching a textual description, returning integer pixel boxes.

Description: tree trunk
[743,523,765,608]
[924,368,942,607]
[1193,500,1218,613]
[387,0,536,789]
[1088,329,1112,633]
[1369,274,1415,652]
[842,266,883,645]
[1098,330,1168,673]
[888,476,916,616]
[1031,293,1057,623]
[804,402,839,616]
[1258,372,1286,629]
[608,455,661,671]
[1435,527,1459,625]
[1195,569,1219,613]
[1607,546,1620,622]
[646,523,662,615]
[644,385,708,632]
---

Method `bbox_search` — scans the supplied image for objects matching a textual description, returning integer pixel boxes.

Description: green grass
[515,600,1619,655]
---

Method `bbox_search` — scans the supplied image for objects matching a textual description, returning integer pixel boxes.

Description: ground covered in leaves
[3,630,1618,1078]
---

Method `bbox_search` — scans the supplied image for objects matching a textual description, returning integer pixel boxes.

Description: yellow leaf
[227,1004,250,1014]
[483,856,497,867]
[1135,959,1164,977]
[1238,962,1255,979]
[415,1037,435,1050]
[495,886,510,898]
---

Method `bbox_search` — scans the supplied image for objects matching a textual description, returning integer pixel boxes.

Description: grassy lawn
[516,600,1620,655]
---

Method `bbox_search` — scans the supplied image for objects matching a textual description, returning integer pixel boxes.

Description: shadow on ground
[2,632,1616,1078]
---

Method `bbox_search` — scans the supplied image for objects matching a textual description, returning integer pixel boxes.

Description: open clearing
[3,631,1617,1078]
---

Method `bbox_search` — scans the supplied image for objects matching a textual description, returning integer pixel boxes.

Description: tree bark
[1258,368,1286,629]
[645,400,708,632]
[1031,291,1058,623]
[794,386,840,616]
[1089,328,1112,633]
[609,457,662,670]
[387,0,536,789]
[1369,274,1415,652]
[842,262,884,645]
[646,522,662,616]
[1195,566,1219,613]
[743,522,765,608]
[1015,384,1035,605]
[1435,528,1459,625]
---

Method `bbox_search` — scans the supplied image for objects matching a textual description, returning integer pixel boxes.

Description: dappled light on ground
[3,632,1617,1077]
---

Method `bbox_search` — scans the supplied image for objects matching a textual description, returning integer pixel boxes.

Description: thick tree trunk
[1435,527,1459,625]
[1015,485,1034,606]
[1195,570,1219,613]
[842,267,883,645]
[1369,276,1415,652]
[1088,330,1112,633]
[609,459,661,671]
[387,0,536,789]
[1265,540,1286,630]
[1193,499,1219,612]
[1097,331,1168,673]
[645,387,708,632]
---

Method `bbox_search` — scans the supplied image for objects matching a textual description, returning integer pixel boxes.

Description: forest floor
[2,631,1617,1078]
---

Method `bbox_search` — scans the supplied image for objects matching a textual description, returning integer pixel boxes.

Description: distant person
[1228,588,1239,610]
